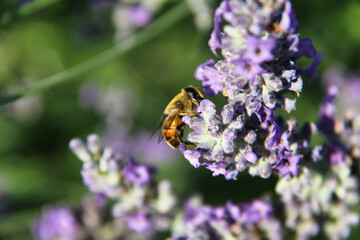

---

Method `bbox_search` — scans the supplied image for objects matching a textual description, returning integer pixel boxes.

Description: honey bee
[160,85,204,149]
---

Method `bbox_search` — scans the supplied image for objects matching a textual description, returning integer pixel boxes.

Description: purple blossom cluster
[33,196,138,240]
[69,134,177,235]
[181,0,322,179]
[64,135,284,239]
[175,0,359,238]
[276,163,359,240]
[270,79,359,239]
[34,85,360,240]
[32,1,360,239]
[172,196,282,240]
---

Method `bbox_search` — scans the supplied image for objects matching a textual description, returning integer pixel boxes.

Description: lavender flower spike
[70,134,124,198]
[172,196,282,239]
[181,0,322,180]
[70,134,177,235]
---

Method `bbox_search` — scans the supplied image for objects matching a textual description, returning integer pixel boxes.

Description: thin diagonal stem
[0,2,189,106]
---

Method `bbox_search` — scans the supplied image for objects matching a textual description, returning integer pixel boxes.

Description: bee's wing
[158,129,165,144]
[149,114,166,143]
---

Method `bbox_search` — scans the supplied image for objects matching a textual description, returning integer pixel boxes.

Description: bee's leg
[176,122,186,130]
[176,122,198,148]
[184,141,197,147]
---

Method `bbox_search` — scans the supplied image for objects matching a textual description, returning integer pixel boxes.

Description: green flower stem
[0,2,189,106]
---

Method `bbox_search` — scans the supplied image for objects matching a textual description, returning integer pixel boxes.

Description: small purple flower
[182,99,248,177]
[226,201,241,220]
[273,151,301,177]
[244,35,276,63]
[33,206,79,240]
[183,100,221,151]
[328,145,345,165]
[233,59,265,84]
[240,200,272,224]
[278,1,298,33]
[254,105,275,125]
[244,130,257,144]
[292,38,317,59]
[204,160,229,176]
[318,85,338,135]
[123,158,152,187]
[123,212,152,234]
[208,1,226,55]
[221,104,234,124]
[175,197,281,239]
[195,59,224,96]
[301,52,324,83]
[265,123,283,149]
[284,98,296,113]
[112,2,159,40]
[245,150,258,163]
[179,145,202,168]
[126,5,152,28]
[70,134,181,236]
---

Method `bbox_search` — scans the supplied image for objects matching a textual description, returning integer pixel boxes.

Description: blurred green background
[0,0,360,239]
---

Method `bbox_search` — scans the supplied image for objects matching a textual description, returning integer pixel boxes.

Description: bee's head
[184,86,203,101]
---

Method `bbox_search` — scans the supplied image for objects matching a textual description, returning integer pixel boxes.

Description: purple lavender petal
[262,86,276,109]
[226,201,241,221]
[246,97,261,116]
[328,145,345,165]
[301,52,324,83]
[211,142,224,161]
[244,130,257,144]
[180,145,202,168]
[278,1,298,33]
[123,158,152,187]
[293,38,317,59]
[221,128,236,154]
[197,99,217,115]
[279,131,291,151]
[273,151,301,177]
[233,59,265,84]
[126,5,153,28]
[33,206,79,240]
[208,1,226,55]
[205,160,228,176]
[221,104,234,125]
[195,59,224,96]
[244,35,276,63]
[288,76,303,96]
[123,212,152,234]
[318,85,338,135]
[265,123,282,150]
[245,151,258,163]
[69,138,92,162]
[284,98,296,113]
